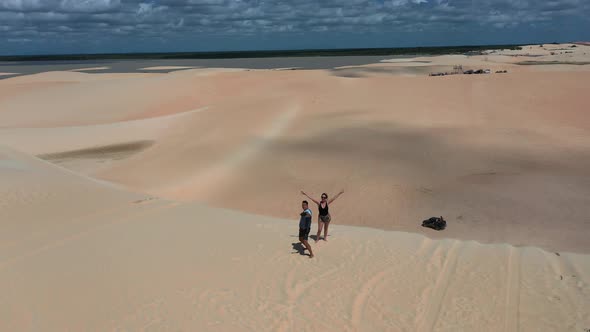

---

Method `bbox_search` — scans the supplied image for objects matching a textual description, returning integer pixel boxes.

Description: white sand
[140,66,197,70]
[366,43,590,76]
[69,66,110,71]
[4,67,587,252]
[0,146,588,331]
[1,44,589,330]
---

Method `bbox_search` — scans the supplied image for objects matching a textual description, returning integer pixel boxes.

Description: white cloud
[137,2,153,15]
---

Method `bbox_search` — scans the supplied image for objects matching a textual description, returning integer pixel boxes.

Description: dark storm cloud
[0,0,589,54]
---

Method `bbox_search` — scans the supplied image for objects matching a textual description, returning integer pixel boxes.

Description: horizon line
[0,42,542,59]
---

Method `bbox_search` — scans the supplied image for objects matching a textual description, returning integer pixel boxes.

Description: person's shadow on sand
[291,242,311,257]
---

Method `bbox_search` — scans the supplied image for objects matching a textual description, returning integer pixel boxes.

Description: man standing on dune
[299,201,314,258]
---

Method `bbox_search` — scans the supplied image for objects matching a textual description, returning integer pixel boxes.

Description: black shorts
[299,228,311,240]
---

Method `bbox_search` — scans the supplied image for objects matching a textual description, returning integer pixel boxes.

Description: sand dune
[140,66,197,70]
[0,146,588,331]
[0,106,208,155]
[69,66,110,72]
[0,72,210,128]
[362,43,590,76]
[3,67,587,252]
[1,44,589,330]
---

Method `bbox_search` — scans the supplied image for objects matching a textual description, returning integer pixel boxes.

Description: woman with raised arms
[300,190,344,242]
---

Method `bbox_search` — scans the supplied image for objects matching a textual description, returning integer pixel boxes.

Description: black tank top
[319,202,329,216]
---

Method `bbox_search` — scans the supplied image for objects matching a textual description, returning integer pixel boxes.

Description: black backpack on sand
[422,216,447,231]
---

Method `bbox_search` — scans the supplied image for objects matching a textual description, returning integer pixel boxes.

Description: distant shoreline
[0,44,522,62]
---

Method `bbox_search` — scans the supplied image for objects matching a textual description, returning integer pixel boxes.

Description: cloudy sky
[1,0,589,55]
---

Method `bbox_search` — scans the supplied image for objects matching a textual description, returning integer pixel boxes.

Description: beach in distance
[1,43,589,331]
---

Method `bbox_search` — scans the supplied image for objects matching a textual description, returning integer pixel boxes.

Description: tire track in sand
[278,264,341,332]
[504,246,521,332]
[276,240,365,332]
[545,251,590,326]
[416,241,461,332]
[350,268,389,331]
[350,238,435,331]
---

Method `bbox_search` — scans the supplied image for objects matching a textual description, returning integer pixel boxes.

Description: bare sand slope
[0,106,208,173]
[1,64,589,253]
[0,70,211,128]
[0,146,588,331]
